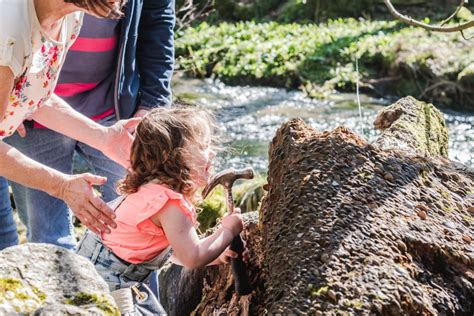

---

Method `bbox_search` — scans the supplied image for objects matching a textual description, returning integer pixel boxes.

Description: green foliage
[176,19,474,107]
[176,19,401,92]
[197,186,226,232]
[234,176,267,213]
[178,0,469,24]
[196,177,267,231]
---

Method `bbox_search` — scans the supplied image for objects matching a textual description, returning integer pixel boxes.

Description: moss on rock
[0,278,47,313]
[197,177,267,231]
[374,96,449,157]
[64,292,119,316]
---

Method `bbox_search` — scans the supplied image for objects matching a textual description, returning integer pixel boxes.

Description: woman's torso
[0,0,82,139]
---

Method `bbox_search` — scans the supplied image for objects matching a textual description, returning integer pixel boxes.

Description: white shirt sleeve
[0,0,32,78]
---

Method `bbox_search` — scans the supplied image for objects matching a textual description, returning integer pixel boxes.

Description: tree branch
[383,0,474,32]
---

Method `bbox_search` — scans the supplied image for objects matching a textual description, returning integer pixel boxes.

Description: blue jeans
[77,230,171,290]
[4,117,125,249]
[0,177,19,250]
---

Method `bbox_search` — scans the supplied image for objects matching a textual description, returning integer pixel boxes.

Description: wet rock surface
[261,117,473,314]
[0,243,119,315]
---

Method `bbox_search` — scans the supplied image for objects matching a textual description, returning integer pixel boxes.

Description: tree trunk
[159,96,473,315]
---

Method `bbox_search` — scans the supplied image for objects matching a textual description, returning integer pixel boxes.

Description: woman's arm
[0,137,117,234]
[0,67,116,234]
[0,67,13,119]
[152,203,243,269]
[32,94,141,168]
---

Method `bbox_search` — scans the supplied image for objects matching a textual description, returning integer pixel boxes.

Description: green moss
[0,278,23,292]
[197,177,266,231]
[344,299,365,309]
[442,204,453,213]
[390,98,448,157]
[309,285,329,297]
[0,278,47,313]
[197,186,226,232]
[64,292,119,316]
[463,215,473,224]
[457,63,474,85]
[440,190,450,200]
[422,101,448,157]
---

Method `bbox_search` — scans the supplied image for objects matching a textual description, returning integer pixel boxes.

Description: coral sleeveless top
[101,183,197,264]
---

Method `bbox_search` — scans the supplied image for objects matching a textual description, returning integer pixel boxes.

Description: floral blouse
[0,0,83,139]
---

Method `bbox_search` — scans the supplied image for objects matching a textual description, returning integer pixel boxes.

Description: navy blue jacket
[114,0,175,119]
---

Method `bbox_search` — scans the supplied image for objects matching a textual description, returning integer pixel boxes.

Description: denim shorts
[76,231,171,291]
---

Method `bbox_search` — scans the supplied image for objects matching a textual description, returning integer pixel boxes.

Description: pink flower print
[37,98,44,107]
[0,130,5,137]
[70,34,77,41]
[14,76,27,96]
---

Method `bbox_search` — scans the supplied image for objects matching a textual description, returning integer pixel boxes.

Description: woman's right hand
[55,173,117,235]
[221,208,244,236]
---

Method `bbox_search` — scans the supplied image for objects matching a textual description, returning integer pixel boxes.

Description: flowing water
[174,77,473,174]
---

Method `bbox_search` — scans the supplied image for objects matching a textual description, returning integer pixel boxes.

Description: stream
[173,77,473,174]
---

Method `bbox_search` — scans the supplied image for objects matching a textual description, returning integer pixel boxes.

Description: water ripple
[174,78,473,172]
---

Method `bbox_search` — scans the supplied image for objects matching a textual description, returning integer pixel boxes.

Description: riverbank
[175,19,474,111]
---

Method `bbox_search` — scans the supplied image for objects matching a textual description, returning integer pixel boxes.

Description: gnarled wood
[159,97,473,315]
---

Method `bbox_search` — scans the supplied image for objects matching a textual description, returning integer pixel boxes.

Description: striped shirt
[36,14,120,128]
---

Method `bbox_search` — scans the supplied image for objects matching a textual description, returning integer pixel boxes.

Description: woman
[0,0,135,247]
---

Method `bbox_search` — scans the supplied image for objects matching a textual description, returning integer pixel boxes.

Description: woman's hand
[55,173,117,235]
[100,118,141,168]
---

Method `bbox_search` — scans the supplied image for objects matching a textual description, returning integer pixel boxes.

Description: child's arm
[151,202,243,269]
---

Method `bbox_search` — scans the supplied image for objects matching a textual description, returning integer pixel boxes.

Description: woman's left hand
[101,117,142,168]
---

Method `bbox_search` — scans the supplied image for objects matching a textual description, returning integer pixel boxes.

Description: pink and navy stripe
[36,15,121,128]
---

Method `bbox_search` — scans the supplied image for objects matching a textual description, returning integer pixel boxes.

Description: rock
[0,243,119,315]
[374,96,448,157]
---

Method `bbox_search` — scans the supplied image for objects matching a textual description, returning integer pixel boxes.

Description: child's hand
[221,208,244,236]
[216,247,239,264]
[216,244,250,265]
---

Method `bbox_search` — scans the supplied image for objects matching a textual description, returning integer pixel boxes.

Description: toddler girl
[76,107,244,295]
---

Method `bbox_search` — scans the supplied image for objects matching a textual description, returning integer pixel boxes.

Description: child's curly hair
[118,106,216,200]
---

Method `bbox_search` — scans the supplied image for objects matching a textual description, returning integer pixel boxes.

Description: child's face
[187,133,216,188]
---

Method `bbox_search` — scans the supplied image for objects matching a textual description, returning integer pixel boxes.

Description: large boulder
[0,243,119,315]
